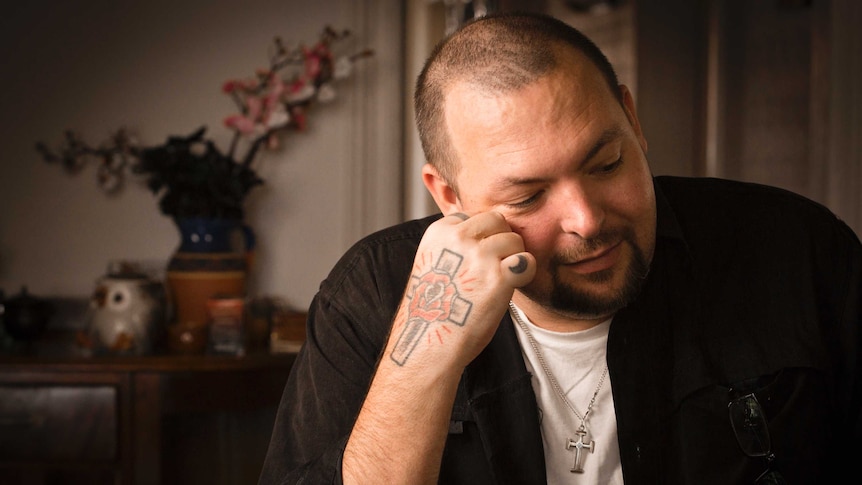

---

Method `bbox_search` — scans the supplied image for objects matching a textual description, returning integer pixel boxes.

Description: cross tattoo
[390,249,472,365]
[566,428,595,474]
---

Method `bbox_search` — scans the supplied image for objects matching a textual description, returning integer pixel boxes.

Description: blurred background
[0,0,402,310]
[1,0,860,310]
[0,1,859,484]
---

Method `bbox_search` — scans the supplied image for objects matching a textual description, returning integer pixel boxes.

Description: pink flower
[223,114,256,134]
[261,73,284,121]
[290,106,307,131]
[220,27,370,144]
[303,46,322,79]
[222,77,259,94]
[222,80,240,93]
[224,96,262,134]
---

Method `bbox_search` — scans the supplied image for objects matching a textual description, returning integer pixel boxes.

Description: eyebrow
[493,126,625,188]
[582,127,624,166]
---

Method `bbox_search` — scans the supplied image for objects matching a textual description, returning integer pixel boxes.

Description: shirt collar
[654,177,689,250]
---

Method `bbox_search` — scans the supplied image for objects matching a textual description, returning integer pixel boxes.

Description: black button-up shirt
[259,176,862,484]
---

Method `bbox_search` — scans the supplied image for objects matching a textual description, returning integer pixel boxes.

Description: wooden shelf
[0,331,297,485]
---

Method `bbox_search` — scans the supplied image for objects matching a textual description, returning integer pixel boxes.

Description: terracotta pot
[165,218,254,348]
[166,253,247,327]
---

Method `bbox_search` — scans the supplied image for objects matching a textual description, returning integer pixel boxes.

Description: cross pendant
[566,428,595,473]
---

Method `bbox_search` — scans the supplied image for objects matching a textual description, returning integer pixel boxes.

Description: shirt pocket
[448,380,475,435]
[668,365,829,484]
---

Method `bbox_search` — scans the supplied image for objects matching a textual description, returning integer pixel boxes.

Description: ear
[421,163,462,215]
[619,84,648,154]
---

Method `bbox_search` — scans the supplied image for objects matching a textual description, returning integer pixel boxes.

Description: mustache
[549,229,629,265]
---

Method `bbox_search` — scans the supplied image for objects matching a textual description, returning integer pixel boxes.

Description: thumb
[500,252,536,288]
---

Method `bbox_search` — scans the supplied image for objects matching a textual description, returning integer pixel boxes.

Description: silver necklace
[509,301,609,474]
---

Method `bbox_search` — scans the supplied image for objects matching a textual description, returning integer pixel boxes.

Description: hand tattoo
[391,249,473,366]
[508,254,528,274]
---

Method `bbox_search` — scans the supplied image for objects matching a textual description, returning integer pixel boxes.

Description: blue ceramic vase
[165,218,255,337]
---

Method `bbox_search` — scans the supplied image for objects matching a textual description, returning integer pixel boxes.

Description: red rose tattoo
[391,249,473,366]
[408,271,458,322]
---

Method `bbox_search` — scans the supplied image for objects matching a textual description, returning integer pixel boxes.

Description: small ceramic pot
[88,269,166,355]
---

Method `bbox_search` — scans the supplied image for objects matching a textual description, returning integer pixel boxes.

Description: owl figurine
[88,267,166,355]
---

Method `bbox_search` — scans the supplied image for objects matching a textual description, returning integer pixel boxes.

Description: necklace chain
[509,301,609,429]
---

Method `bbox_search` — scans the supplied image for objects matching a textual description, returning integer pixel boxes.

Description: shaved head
[414,13,622,189]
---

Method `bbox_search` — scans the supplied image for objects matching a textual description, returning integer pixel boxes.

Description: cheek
[509,217,557,264]
[611,165,654,220]
[614,189,647,222]
[615,171,657,253]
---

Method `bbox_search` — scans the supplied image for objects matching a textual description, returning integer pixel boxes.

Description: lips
[566,242,623,274]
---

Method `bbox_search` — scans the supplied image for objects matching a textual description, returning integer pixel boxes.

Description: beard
[520,228,652,320]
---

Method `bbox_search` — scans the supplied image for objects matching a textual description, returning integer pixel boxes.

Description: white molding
[404,0,447,220]
[341,0,407,245]
[704,0,725,178]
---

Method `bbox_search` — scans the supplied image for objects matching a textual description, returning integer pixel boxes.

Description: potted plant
[135,126,261,222]
[35,27,372,336]
[132,126,262,258]
[37,26,371,224]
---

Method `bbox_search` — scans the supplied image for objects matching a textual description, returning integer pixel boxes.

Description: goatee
[522,229,651,319]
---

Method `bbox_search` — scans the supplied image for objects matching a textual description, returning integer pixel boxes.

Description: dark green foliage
[133,127,263,220]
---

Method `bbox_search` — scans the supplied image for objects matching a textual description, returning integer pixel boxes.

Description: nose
[558,184,605,239]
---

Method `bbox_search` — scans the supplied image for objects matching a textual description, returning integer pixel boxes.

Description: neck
[511,292,613,333]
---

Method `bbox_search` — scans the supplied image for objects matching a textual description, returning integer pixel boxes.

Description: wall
[823,0,862,234]
[635,0,862,235]
[635,0,707,178]
[0,0,404,313]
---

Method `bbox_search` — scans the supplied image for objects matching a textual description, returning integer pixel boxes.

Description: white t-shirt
[510,304,624,484]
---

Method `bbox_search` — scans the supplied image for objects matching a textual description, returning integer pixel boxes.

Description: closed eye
[595,158,623,175]
[507,190,544,209]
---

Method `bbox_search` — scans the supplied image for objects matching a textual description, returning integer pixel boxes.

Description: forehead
[443,49,624,179]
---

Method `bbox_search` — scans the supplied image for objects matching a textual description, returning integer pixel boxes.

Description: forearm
[341,211,536,484]
[341,347,462,484]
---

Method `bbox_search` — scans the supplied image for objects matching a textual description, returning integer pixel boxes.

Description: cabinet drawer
[0,385,117,461]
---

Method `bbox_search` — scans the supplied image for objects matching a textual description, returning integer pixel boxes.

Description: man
[259,13,862,485]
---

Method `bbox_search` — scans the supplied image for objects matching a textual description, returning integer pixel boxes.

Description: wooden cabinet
[0,334,295,485]
[0,385,118,462]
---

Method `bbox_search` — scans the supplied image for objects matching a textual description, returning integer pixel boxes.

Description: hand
[387,211,536,369]
[344,211,534,483]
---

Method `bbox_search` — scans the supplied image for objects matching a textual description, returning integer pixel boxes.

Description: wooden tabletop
[0,329,298,373]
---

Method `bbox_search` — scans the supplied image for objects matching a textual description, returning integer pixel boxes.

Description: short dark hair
[414,12,622,187]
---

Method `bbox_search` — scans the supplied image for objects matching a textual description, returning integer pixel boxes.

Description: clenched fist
[388,211,536,369]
